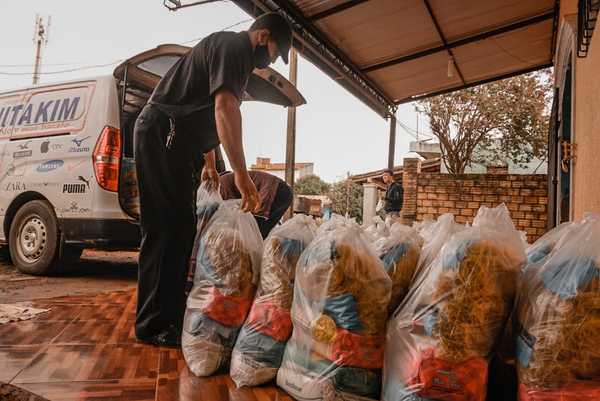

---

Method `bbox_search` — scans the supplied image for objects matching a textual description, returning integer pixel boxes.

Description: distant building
[250,157,314,181]
[409,140,547,174]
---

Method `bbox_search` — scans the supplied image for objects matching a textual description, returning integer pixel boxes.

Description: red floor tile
[0,345,46,383]
[12,344,159,384]
[18,379,157,401]
[51,319,137,345]
[0,321,69,346]
[155,348,293,401]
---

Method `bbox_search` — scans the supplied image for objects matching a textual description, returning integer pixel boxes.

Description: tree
[327,179,363,223]
[417,70,552,174]
[295,174,330,195]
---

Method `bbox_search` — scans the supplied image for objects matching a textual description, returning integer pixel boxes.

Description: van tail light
[93,126,121,192]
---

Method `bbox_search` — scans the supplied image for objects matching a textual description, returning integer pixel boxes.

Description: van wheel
[9,200,61,275]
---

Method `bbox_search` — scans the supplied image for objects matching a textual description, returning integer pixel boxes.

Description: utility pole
[32,14,51,85]
[284,48,298,219]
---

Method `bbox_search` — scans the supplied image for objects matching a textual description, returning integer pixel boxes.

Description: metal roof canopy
[230,0,558,118]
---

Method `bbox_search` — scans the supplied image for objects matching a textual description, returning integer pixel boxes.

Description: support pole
[284,48,298,219]
[388,114,397,170]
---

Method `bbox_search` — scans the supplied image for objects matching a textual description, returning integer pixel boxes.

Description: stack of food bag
[277,219,392,400]
[374,223,422,313]
[182,188,263,377]
[383,205,525,401]
[364,216,390,243]
[230,215,317,387]
[516,214,600,401]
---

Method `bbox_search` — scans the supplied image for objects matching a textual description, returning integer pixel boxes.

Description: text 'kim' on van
[0,44,305,275]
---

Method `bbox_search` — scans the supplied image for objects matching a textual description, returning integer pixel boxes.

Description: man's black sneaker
[137,325,181,347]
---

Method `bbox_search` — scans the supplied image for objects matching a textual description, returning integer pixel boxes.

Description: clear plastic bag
[182,187,263,377]
[383,205,526,401]
[277,220,392,401]
[516,214,600,401]
[374,223,423,313]
[364,216,390,243]
[230,215,317,387]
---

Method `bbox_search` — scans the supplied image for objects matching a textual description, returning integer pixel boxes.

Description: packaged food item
[516,214,600,401]
[374,223,422,313]
[383,205,525,401]
[231,215,317,387]
[364,215,390,243]
[182,187,263,377]
[277,220,392,401]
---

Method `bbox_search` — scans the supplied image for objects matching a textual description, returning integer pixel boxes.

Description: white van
[0,44,305,275]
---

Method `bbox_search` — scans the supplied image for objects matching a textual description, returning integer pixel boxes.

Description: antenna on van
[32,14,51,85]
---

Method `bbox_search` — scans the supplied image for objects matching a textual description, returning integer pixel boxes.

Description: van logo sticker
[6,164,25,177]
[69,136,90,153]
[13,150,32,159]
[37,159,64,173]
[5,182,26,192]
[78,176,91,189]
[63,183,86,194]
[41,141,63,153]
[16,141,32,150]
[61,201,91,214]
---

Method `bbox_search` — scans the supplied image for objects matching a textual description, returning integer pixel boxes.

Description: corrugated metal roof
[231,0,557,117]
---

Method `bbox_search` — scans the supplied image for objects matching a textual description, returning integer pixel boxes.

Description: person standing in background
[382,169,403,220]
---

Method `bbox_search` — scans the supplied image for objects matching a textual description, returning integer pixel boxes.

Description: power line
[0,17,254,76]
[0,61,122,76]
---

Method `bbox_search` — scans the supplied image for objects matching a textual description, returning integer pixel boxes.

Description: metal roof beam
[395,62,552,104]
[363,10,555,73]
[422,0,466,85]
[270,0,396,110]
[231,0,396,117]
[309,0,371,21]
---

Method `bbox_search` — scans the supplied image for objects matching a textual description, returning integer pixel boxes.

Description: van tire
[8,200,61,276]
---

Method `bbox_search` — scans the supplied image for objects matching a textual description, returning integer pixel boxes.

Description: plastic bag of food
[374,223,422,313]
[230,215,317,387]
[182,188,263,377]
[277,220,392,401]
[516,214,600,401]
[383,205,526,401]
[365,216,390,243]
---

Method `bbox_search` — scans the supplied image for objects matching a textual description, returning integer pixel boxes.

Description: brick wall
[401,159,548,243]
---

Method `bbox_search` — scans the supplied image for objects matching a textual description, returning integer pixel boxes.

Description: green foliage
[294,174,330,195]
[327,179,363,223]
[417,70,552,174]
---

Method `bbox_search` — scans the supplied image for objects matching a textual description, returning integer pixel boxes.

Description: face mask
[254,44,271,69]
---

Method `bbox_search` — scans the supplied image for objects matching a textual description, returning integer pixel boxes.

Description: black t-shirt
[149,31,254,156]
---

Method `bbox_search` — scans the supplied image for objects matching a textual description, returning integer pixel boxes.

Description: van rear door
[113,44,306,219]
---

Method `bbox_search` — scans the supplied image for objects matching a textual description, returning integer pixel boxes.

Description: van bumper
[58,218,141,248]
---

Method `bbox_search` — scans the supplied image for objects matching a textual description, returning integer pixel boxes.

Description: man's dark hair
[383,169,394,175]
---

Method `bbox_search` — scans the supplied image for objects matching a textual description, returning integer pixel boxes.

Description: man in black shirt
[133,13,292,347]
[383,169,403,220]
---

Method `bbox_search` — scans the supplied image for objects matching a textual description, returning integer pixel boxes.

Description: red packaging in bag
[246,301,293,342]
[408,348,488,401]
[330,328,384,370]
[200,286,253,327]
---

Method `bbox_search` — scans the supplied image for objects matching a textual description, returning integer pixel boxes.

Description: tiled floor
[0,289,293,401]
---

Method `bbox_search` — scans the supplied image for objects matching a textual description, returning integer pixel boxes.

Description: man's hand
[234,170,260,213]
[201,167,220,191]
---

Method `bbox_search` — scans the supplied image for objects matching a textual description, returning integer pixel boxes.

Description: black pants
[133,105,201,338]
[256,182,293,239]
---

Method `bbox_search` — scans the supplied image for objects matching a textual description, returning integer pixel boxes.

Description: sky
[0,0,428,183]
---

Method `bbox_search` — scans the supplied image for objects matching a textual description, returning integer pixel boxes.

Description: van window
[137,55,181,77]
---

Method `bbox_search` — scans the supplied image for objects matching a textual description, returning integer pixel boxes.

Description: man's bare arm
[214,88,259,212]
